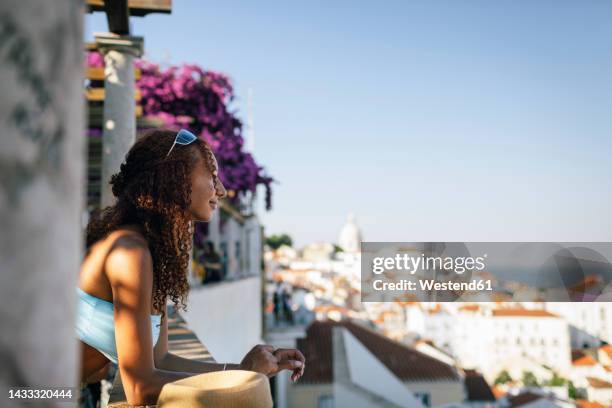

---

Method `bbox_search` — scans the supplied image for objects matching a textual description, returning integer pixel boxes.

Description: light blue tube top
[76,287,162,364]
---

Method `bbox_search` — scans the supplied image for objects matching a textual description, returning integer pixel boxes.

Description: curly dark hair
[86,128,218,317]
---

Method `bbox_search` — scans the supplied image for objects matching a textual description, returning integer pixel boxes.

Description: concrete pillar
[95,33,143,208]
[0,0,84,400]
[275,371,289,408]
[208,211,222,249]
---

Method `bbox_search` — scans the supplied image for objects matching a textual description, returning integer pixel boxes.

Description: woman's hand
[239,345,305,381]
[273,348,306,382]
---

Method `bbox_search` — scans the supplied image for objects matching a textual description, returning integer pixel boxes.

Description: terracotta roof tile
[573,350,598,366]
[600,344,612,358]
[586,377,612,389]
[297,320,460,385]
[492,385,507,399]
[492,309,558,318]
[459,304,481,312]
[576,400,605,408]
[569,275,603,293]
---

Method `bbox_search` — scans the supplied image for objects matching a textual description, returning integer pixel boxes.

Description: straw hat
[157,370,273,408]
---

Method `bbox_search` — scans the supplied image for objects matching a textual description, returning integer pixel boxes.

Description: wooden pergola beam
[103,0,130,35]
[86,0,172,17]
[86,67,141,81]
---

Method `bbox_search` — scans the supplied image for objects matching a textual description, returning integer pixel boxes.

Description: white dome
[339,213,362,253]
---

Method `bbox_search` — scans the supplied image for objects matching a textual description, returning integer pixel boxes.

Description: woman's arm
[152,302,305,381]
[158,352,240,373]
[157,347,304,381]
[107,236,304,406]
[107,236,196,405]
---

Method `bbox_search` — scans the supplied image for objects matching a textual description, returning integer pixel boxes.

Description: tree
[266,234,293,250]
[494,370,513,385]
[545,372,566,387]
[522,371,539,387]
[568,381,579,400]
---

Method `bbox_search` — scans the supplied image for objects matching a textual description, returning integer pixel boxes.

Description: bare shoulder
[105,228,153,292]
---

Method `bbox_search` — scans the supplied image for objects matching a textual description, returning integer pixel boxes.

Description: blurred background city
[1,1,611,407]
[81,0,612,406]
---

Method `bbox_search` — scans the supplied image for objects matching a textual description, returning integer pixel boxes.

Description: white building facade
[416,306,571,383]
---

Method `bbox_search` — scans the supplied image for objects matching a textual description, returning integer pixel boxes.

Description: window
[318,395,333,408]
[414,392,431,407]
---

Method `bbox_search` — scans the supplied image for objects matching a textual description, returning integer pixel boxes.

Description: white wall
[404,381,465,407]
[182,276,263,363]
[245,216,263,278]
[342,329,423,407]
[287,384,333,408]
[490,316,570,377]
[587,386,612,405]
[546,303,612,347]
[424,310,571,382]
[335,382,401,408]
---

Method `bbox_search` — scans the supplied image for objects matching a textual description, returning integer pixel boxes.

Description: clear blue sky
[86,0,612,248]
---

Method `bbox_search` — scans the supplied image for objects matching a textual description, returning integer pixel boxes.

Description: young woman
[76,129,305,406]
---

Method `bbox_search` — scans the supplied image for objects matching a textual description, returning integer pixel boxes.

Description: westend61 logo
[360,242,612,302]
[372,253,487,275]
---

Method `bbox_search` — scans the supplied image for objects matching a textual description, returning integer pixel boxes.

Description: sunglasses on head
[165,129,198,158]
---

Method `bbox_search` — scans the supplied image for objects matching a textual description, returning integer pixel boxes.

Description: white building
[282,320,465,408]
[418,306,571,383]
[301,242,335,263]
[183,202,265,364]
[198,202,263,281]
[338,212,362,254]
[584,377,612,405]
[544,303,612,348]
[570,350,608,388]
[272,244,298,267]
[489,309,571,379]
